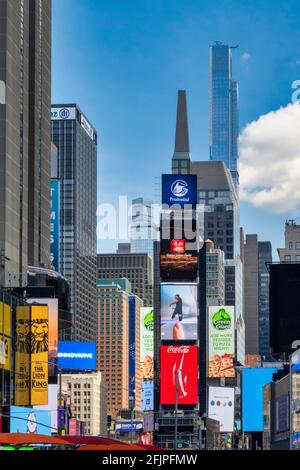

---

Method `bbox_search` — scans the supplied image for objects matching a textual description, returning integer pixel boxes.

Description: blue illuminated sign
[142,380,154,411]
[10,406,52,435]
[50,180,60,272]
[58,342,96,371]
[162,174,197,209]
[114,420,143,433]
[242,367,280,432]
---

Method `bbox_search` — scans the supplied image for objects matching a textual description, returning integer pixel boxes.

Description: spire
[172,90,191,174]
[174,90,190,153]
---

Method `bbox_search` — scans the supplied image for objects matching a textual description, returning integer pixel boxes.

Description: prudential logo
[171,179,189,198]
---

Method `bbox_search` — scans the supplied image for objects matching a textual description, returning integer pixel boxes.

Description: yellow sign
[14,306,31,406]
[0,302,11,372]
[30,305,48,406]
[0,302,11,336]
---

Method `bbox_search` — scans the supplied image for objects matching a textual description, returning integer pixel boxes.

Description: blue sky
[52,0,300,255]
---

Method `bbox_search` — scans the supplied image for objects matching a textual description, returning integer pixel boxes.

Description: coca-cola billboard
[160,345,198,405]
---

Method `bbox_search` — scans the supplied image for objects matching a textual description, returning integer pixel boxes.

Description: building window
[296,242,300,250]
[284,255,291,263]
[296,255,300,262]
[289,242,293,249]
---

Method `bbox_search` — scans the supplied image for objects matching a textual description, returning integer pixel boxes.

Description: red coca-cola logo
[167,345,190,354]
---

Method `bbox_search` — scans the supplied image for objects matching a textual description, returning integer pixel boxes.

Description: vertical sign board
[129,297,136,405]
[27,299,58,382]
[140,308,154,380]
[208,387,235,433]
[0,302,11,371]
[30,305,49,406]
[208,306,235,378]
[160,345,198,405]
[14,306,31,406]
[50,179,60,272]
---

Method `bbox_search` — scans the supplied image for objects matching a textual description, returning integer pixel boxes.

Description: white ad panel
[208,386,235,433]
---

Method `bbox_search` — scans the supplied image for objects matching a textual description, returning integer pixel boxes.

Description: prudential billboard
[58,342,96,371]
[161,174,197,209]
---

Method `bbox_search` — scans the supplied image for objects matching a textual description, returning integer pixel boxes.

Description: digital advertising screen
[242,367,280,432]
[208,387,235,433]
[162,174,197,209]
[10,406,51,435]
[142,380,154,411]
[58,341,97,371]
[140,307,154,380]
[160,216,198,282]
[160,283,198,341]
[208,306,235,378]
[160,345,198,405]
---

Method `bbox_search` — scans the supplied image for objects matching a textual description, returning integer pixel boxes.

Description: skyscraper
[0,0,52,286]
[171,90,244,364]
[210,42,239,175]
[51,104,97,342]
[97,252,153,306]
[242,234,272,358]
[130,197,158,257]
[97,279,130,418]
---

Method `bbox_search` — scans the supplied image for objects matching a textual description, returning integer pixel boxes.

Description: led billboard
[140,308,154,380]
[160,345,198,405]
[162,174,197,209]
[208,387,235,433]
[142,380,154,411]
[10,406,51,435]
[242,367,280,432]
[58,341,96,370]
[208,306,235,378]
[160,217,198,282]
[161,284,197,341]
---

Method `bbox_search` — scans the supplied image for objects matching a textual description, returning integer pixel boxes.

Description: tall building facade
[277,220,300,263]
[209,41,239,174]
[243,234,272,358]
[0,0,51,286]
[97,279,130,418]
[97,252,153,306]
[51,104,97,342]
[206,240,225,307]
[62,372,108,436]
[130,197,158,257]
[171,90,244,364]
[258,241,272,359]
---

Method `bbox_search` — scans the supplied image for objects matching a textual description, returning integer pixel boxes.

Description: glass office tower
[51,104,97,341]
[210,42,239,174]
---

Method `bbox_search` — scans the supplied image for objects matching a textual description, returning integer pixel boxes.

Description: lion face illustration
[30,319,48,354]
[15,319,31,353]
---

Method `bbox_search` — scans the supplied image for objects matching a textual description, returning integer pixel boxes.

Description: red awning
[0,433,74,446]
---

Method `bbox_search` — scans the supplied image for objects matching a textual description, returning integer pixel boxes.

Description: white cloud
[239,102,300,213]
[241,52,250,63]
[295,59,300,65]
